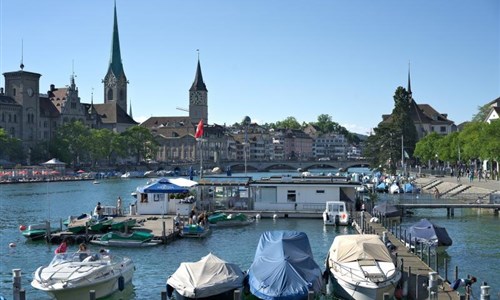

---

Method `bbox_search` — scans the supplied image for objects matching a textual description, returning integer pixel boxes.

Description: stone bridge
[221,160,370,172]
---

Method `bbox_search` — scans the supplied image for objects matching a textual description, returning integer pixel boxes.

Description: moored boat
[208,212,254,227]
[179,224,211,238]
[20,224,57,240]
[326,234,401,300]
[31,250,134,300]
[110,218,137,231]
[404,218,453,250]
[90,231,161,247]
[323,201,350,226]
[166,253,245,300]
[247,230,323,300]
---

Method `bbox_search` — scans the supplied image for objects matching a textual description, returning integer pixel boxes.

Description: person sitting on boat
[77,243,90,261]
[174,213,182,229]
[188,208,196,225]
[95,202,103,219]
[55,238,68,254]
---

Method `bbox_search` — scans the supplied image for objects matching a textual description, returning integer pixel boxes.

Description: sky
[1,0,498,135]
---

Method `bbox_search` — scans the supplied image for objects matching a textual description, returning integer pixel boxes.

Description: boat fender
[273,214,278,219]
[118,275,125,291]
[255,214,261,219]
[166,284,174,298]
[19,225,26,231]
[9,242,16,248]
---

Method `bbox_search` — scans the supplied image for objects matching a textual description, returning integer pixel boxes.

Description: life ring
[341,214,346,219]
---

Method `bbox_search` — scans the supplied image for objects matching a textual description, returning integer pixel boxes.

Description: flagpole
[199,139,203,179]
[401,135,404,174]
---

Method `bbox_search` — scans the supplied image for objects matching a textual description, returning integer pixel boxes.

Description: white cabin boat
[323,201,350,225]
[326,234,401,300]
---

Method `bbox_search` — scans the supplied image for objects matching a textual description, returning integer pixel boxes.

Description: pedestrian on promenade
[451,276,476,291]
[433,187,440,199]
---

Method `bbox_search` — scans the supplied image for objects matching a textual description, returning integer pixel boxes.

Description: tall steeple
[103,0,128,113]
[407,62,412,96]
[189,52,208,124]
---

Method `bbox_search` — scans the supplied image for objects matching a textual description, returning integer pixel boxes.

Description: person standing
[95,202,102,219]
[116,196,122,216]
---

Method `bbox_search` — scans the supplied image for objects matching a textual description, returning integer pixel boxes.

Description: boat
[90,231,161,247]
[404,218,453,249]
[109,218,137,231]
[92,180,100,184]
[179,224,211,238]
[247,231,323,300]
[20,224,57,240]
[31,250,134,300]
[323,201,350,226]
[208,212,254,227]
[88,216,114,232]
[326,234,401,300]
[166,253,245,300]
[66,214,93,234]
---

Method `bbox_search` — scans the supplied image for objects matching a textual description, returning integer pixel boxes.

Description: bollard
[307,290,314,300]
[89,289,96,300]
[444,258,448,283]
[415,274,419,300]
[435,251,439,274]
[480,285,490,300]
[360,211,365,233]
[455,265,459,281]
[12,268,21,300]
[382,231,388,244]
[383,292,390,299]
[404,229,407,244]
[162,221,167,242]
[420,242,424,260]
[234,289,241,300]
[19,289,25,300]
[427,246,431,266]
[161,290,167,300]
[428,272,438,297]
[45,221,51,243]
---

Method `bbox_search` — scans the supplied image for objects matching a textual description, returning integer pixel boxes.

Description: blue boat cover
[407,219,453,247]
[248,231,322,300]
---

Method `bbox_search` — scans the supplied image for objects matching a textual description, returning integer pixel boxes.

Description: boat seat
[358,259,386,282]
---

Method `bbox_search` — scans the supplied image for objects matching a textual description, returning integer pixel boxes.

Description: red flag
[195,119,204,139]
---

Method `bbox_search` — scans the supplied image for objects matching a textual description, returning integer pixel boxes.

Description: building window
[107,88,113,100]
[14,115,17,123]
[12,88,16,96]
[153,194,161,202]
[287,190,296,202]
[440,126,446,133]
[316,190,325,194]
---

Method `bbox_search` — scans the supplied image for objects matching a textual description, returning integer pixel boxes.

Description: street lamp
[242,116,251,175]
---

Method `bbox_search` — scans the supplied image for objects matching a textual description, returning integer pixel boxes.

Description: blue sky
[1,0,498,135]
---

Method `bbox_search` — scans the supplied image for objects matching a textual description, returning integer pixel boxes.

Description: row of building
[1,2,498,167]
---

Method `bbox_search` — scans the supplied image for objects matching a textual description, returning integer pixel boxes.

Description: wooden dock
[353,211,461,300]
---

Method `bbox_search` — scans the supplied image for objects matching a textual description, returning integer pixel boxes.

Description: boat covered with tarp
[405,218,453,248]
[372,202,401,218]
[208,212,254,227]
[166,253,245,300]
[247,230,322,300]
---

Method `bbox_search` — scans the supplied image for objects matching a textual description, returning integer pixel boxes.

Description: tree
[363,122,400,172]
[471,103,491,122]
[0,128,25,164]
[414,132,442,165]
[390,87,418,158]
[52,121,91,166]
[273,116,301,130]
[459,122,487,162]
[122,126,159,164]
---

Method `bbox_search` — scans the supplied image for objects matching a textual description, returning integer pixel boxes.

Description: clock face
[27,88,34,97]
[191,91,203,105]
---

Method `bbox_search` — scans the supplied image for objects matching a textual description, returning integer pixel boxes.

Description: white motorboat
[323,201,350,226]
[31,251,134,300]
[326,234,401,300]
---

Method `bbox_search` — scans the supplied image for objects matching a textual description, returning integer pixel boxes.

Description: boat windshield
[49,251,110,265]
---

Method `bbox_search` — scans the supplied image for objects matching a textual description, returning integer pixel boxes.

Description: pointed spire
[20,39,24,70]
[108,0,124,78]
[189,51,207,91]
[88,88,96,115]
[129,99,133,118]
[407,61,412,96]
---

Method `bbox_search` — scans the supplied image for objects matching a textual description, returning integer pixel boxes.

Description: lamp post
[242,116,251,176]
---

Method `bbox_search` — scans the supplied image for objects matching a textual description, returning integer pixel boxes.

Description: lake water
[0,171,498,299]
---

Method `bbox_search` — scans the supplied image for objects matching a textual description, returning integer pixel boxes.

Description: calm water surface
[0,172,498,299]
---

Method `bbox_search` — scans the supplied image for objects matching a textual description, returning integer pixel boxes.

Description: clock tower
[189,59,208,125]
[102,1,128,113]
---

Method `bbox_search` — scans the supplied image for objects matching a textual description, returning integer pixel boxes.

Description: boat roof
[329,234,393,263]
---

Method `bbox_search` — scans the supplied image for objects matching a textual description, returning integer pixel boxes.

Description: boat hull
[173,288,239,300]
[32,256,134,300]
[329,272,399,300]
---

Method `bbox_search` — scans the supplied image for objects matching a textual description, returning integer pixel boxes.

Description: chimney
[50,84,55,91]
[0,87,4,95]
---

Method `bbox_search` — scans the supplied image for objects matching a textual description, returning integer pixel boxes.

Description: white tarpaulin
[168,177,198,188]
[166,253,244,298]
[328,234,393,263]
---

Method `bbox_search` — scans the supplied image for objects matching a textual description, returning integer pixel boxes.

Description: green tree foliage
[273,116,301,130]
[436,132,460,163]
[0,128,25,163]
[52,121,91,166]
[458,122,487,162]
[363,122,400,172]
[481,120,500,162]
[311,114,360,144]
[390,87,418,158]
[122,126,159,164]
[471,103,491,122]
[414,132,442,163]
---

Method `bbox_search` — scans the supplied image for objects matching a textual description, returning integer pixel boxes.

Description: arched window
[107,88,113,100]
[119,89,124,101]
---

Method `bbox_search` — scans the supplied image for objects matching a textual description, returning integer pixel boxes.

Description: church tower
[189,58,208,125]
[102,1,128,113]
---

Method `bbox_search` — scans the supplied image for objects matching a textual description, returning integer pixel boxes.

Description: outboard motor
[334,215,340,226]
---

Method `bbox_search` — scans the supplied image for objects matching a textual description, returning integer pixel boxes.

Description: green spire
[108,0,124,78]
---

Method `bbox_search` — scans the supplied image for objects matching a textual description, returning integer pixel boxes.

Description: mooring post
[382,231,388,244]
[59,218,63,231]
[444,258,448,283]
[19,289,25,300]
[427,246,431,266]
[234,289,241,300]
[162,221,166,243]
[161,290,167,300]
[89,289,96,300]
[435,252,439,274]
[415,274,419,300]
[307,290,314,300]
[383,292,390,300]
[428,272,438,298]
[45,221,50,243]
[480,284,490,300]
[12,268,21,300]
[420,242,424,260]
[360,211,364,233]
[455,265,459,281]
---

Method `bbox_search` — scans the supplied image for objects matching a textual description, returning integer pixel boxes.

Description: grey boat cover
[372,202,401,218]
[328,234,393,264]
[166,253,245,298]
[406,218,453,247]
